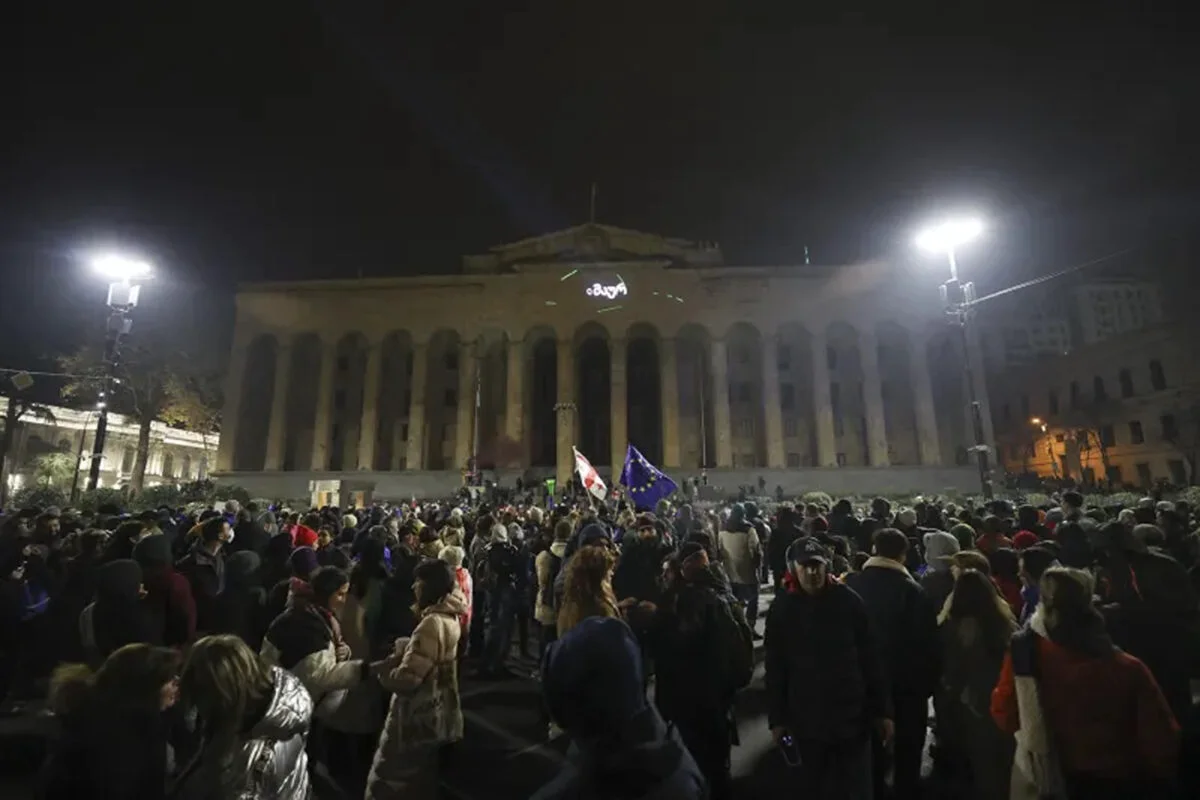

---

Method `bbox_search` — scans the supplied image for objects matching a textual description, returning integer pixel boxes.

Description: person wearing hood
[38,643,182,800]
[641,542,750,800]
[172,634,312,800]
[533,616,707,800]
[440,508,466,549]
[175,516,229,634]
[613,514,672,608]
[265,546,320,624]
[212,551,268,649]
[767,537,889,798]
[767,506,802,592]
[133,533,197,648]
[345,536,391,659]
[439,546,472,649]
[536,519,572,654]
[228,508,270,556]
[718,504,762,637]
[992,567,1180,798]
[366,560,467,800]
[844,528,939,800]
[79,559,162,665]
[292,513,320,549]
[477,523,521,678]
[920,529,960,613]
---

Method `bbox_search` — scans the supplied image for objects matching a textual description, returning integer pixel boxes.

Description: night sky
[3,3,1197,375]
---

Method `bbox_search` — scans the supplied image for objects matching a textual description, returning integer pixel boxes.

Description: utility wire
[966,247,1136,307]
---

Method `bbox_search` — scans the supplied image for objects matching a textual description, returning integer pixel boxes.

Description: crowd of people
[1,487,1199,799]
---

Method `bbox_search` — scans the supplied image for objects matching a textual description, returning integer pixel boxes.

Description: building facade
[992,323,1198,487]
[216,225,984,501]
[1,398,216,496]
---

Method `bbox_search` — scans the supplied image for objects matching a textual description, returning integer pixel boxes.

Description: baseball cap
[786,537,829,566]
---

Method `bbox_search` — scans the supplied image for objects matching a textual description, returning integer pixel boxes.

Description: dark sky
[3,3,1198,373]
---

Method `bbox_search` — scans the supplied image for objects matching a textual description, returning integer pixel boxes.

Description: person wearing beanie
[80,560,161,664]
[920,530,961,612]
[212,550,268,648]
[533,617,706,800]
[132,534,196,648]
[440,510,466,549]
[175,516,230,635]
[613,512,672,610]
[439,545,473,644]
[292,513,321,549]
[265,546,321,624]
[476,519,522,678]
[950,523,977,551]
[342,513,358,532]
[1044,507,1065,533]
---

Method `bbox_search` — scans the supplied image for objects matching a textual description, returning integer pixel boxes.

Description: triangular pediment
[462,224,723,273]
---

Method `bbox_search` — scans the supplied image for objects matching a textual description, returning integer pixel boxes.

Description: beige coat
[365,588,468,800]
[535,541,568,626]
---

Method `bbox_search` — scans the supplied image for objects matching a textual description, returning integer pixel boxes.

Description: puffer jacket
[366,589,468,799]
[717,524,760,586]
[260,604,365,728]
[172,666,311,800]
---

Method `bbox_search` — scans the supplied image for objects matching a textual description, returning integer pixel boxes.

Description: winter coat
[440,524,465,549]
[38,704,171,800]
[613,536,672,605]
[342,577,384,659]
[366,590,467,799]
[260,603,366,730]
[717,524,760,586]
[172,667,311,800]
[991,610,1180,782]
[372,547,421,654]
[229,520,270,556]
[766,519,800,587]
[765,576,891,742]
[529,705,707,800]
[140,565,197,647]
[175,545,225,633]
[212,585,268,650]
[536,542,568,626]
[844,557,940,698]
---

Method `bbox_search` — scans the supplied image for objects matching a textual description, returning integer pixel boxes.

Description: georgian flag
[573,446,608,501]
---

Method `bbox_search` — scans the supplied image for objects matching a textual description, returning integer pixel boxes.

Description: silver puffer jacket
[173,666,313,800]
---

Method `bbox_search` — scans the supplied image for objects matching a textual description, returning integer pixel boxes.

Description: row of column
[218,330,943,480]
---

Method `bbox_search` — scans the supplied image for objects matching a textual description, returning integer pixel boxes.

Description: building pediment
[462,224,723,274]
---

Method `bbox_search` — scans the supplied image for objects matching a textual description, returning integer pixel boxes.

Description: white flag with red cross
[572,446,608,501]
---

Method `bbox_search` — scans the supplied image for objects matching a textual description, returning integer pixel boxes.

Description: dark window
[781,383,795,410]
[737,382,752,403]
[783,417,798,436]
[1136,462,1153,487]
[1150,359,1166,391]
[835,452,847,467]
[736,347,750,365]
[1002,403,1012,425]
[1105,464,1123,484]
[1119,369,1134,398]
[445,351,458,371]
[778,345,791,369]
[1093,376,1107,402]
[330,422,340,443]
[1129,420,1145,444]
[444,388,457,407]
[441,424,452,442]
[1161,413,1178,440]
[1169,459,1187,484]
[1020,394,1030,419]
[336,355,349,371]
[334,390,346,410]
[827,346,837,371]
[1049,390,1059,415]
[400,423,409,441]
[121,447,135,473]
[403,389,412,409]
[405,353,414,376]
[1099,425,1116,447]
[786,452,801,468]
[1070,381,1081,408]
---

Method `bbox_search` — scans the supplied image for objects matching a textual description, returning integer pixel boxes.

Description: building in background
[1070,279,1164,345]
[992,323,1198,487]
[1,397,216,497]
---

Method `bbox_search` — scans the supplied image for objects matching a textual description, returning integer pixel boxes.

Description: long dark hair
[50,643,180,719]
[414,559,455,612]
[941,569,1016,656]
[349,536,390,598]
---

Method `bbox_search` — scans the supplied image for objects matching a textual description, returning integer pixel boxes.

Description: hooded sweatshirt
[920,530,960,612]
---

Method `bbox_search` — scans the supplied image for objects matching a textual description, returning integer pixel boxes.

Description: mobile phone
[778,733,802,768]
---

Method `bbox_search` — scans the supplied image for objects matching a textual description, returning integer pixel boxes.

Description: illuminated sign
[586,279,628,300]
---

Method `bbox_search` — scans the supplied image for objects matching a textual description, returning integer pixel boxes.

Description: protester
[79,559,160,664]
[175,516,229,633]
[556,542,621,637]
[535,518,570,653]
[133,532,197,647]
[718,503,762,637]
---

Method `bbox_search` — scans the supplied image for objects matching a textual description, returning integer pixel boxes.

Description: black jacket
[765,578,891,742]
[175,545,224,633]
[38,705,170,800]
[844,560,940,697]
[613,537,672,605]
[767,522,800,587]
[228,520,270,556]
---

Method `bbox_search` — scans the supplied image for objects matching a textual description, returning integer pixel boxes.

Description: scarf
[289,578,349,660]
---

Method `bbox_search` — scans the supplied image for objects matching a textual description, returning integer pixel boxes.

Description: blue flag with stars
[619,444,678,510]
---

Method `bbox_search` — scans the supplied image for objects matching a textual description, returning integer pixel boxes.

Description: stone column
[710,339,733,468]
[555,338,576,488]
[505,338,524,467]
[909,333,942,466]
[810,330,838,467]
[455,340,478,470]
[356,340,384,470]
[214,330,250,472]
[309,336,337,471]
[659,337,681,468]
[263,339,293,470]
[859,328,890,467]
[762,335,786,468]
[405,342,428,470]
[610,338,627,471]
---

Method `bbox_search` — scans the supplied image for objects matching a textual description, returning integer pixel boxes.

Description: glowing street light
[91,253,154,282]
[915,217,983,281]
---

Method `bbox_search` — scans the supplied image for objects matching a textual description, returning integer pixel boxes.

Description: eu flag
[619,444,678,510]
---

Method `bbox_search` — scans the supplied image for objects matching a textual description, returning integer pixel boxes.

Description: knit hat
[577,523,611,548]
[132,533,172,568]
[949,523,977,551]
[224,500,241,516]
[896,508,918,528]
[293,525,318,548]
[342,514,358,530]
[439,545,465,568]
[1155,500,1175,514]
[507,522,523,543]
[728,504,746,527]
[922,530,960,570]
[542,617,647,740]
[449,507,464,523]
[1012,530,1040,551]
[290,546,319,578]
[491,523,509,543]
[1044,508,1065,526]
[226,551,261,588]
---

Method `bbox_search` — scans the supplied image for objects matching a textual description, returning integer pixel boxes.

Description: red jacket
[142,566,197,647]
[975,532,1013,554]
[992,575,1023,617]
[991,633,1179,779]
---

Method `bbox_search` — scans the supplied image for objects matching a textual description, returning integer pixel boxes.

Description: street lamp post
[916,218,994,499]
[86,254,152,491]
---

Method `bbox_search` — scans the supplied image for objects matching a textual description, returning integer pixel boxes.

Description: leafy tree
[59,340,217,496]
[32,451,75,488]
[0,393,56,508]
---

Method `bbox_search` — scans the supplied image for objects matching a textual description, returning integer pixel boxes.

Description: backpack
[712,593,755,693]
[540,551,563,610]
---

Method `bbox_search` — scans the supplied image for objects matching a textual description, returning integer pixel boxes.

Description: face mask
[224,529,235,545]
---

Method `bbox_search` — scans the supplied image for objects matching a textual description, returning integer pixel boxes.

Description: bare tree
[0,394,56,507]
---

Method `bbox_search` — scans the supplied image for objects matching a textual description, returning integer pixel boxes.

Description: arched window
[161,452,175,479]
[1093,376,1107,402]
[180,454,192,480]
[1149,359,1166,391]
[120,446,135,473]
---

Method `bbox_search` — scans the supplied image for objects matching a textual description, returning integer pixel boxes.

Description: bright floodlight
[915,218,983,253]
[1030,417,1042,425]
[92,253,153,281]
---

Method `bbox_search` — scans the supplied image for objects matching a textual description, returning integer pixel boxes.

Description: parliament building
[215,225,985,504]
